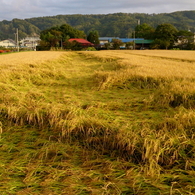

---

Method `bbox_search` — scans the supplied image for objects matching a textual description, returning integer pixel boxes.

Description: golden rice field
[1,50,195,194]
[81,50,195,78]
[0,51,62,66]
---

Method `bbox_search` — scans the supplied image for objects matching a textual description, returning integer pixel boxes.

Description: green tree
[104,42,112,50]
[87,30,100,44]
[135,23,155,39]
[40,29,62,47]
[125,42,134,49]
[64,40,82,50]
[40,24,86,48]
[176,30,195,49]
[154,23,178,49]
[59,24,85,40]
[151,39,171,50]
[112,39,123,50]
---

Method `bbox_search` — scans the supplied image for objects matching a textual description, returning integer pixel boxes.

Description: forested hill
[1,10,195,40]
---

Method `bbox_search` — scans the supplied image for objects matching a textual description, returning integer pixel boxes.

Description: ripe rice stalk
[174,108,195,133]
[142,159,162,178]
[46,105,78,134]
[68,116,113,138]
[151,114,195,166]
[121,75,169,89]
[84,50,195,83]
[92,66,171,91]
[115,126,140,154]
[2,50,195,185]
[79,51,119,63]
[0,121,2,139]
[0,51,63,66]
[93,71,115,90]
[148,81,195,109]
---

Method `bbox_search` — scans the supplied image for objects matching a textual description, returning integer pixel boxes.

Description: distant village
[0,33,195,51]
[0,36,41,51]
[0,36,153,51]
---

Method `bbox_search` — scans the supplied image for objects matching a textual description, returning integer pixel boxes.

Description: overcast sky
[0,0,194,21]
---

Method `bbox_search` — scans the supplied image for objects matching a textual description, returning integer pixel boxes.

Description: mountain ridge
[0,10,195,40]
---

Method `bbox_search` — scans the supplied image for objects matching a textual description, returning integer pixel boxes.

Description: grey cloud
[0,0,195,21]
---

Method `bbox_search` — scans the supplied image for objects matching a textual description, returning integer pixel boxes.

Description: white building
[20,36,40,49]
[0,39,16,48]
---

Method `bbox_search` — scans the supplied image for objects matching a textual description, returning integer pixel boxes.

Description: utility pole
[134,31,135,50]
[16,28,19,52]
[137,19,140,25]
[134,19,140,50]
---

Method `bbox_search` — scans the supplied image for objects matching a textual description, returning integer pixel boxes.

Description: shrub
[86,47,96,51]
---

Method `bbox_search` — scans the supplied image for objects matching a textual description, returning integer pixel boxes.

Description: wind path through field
[1,51,195,194]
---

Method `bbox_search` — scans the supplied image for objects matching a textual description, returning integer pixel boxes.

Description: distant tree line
[1,11,195,41]
[39,22,195,50]
[135,23,195,49]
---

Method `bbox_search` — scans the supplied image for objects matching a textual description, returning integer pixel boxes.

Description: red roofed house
[68,38,94,47]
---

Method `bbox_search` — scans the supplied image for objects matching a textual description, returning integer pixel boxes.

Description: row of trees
[40,22,195,50]
[109,23,195,50]
[40,24,100,50]
[135,23,195,49]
